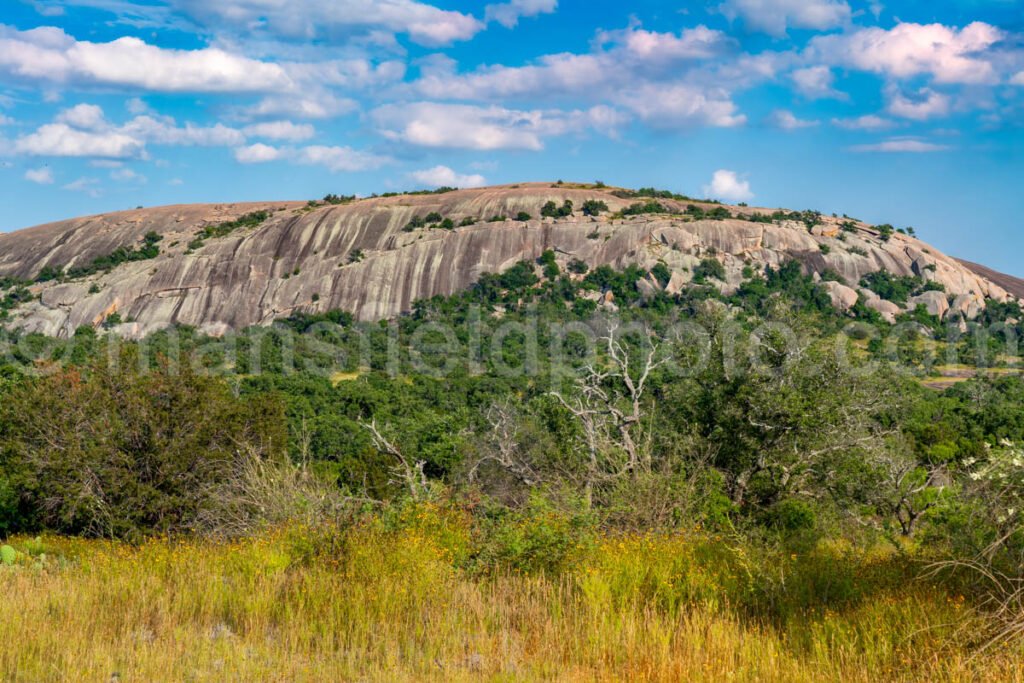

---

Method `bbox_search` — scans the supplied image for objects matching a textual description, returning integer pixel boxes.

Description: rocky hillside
[0,182,1017,338]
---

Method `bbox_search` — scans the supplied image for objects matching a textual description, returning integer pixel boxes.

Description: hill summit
[0,182,1020,338]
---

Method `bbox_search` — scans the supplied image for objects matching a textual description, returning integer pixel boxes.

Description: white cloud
[296,145,392,172]
[886,86,951,121]
[703,169,753,202]
[372,102,624,151]
[234,143,284,164]
[0,113,12,126]
[849,138,950,153]
[126,97,151,115]
[15,123,145,158]
[24,166,53,184]
[808,22,1003,85]
[1011,72,1024,86]
[122,115,245,146]
[242,94,360,120]
[111,167,145,182]
[718,0,851,36]
[414,25,736,102]
[831,114,896,130]
[62,176,101,197]
[56,103,107,130]
[234,143,391,171]
[0,26,292,92]
[167,0,483,46]
[485,0,557,28]
[769,109,819,130]
[790,66,845,100]
[411,165,487,188]
[242,121,315,142]
[13,104,249,159]
[618,84,745,130]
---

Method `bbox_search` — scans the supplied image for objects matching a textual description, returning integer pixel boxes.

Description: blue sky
[1,0,1022,274]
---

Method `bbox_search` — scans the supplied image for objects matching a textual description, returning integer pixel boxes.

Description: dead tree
[551,323,666,505]
[359,420,429,501]
[467,399,540,488]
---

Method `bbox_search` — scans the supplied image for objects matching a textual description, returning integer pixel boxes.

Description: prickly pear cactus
[0,544,15,566]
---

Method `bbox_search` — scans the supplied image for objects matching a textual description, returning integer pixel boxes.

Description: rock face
[0,183,1017,338]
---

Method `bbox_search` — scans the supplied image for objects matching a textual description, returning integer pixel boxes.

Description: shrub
[541,200,574,218]
[538,250,560,280]
[516,211,533,222]
[424,212,444,224]
[581,199,609,216]
[323,193,355,205]
[692,258,726,284]
[622,201,671,216]
[459,217,477,227]
[0,349,287,539]
[568,259,589,275]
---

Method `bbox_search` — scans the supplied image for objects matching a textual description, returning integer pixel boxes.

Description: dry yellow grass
[1,523,1022,682]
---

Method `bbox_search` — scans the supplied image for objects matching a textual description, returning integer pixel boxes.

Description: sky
[0,1,1022,275]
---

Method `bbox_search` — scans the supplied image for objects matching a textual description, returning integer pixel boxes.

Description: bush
[0,349,287,539]
[622,201,671,216]
[516,211,533,222]
[568,259,589,275]
[541,200,574,218]
[581,200,609,216]
[693,258,726,284]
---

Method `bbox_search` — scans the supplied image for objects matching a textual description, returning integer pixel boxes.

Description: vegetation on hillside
[1,255,1024,678]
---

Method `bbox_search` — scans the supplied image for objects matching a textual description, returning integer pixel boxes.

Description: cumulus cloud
[242,121,315,142]
[15,123,145,158]
[619,84,745,129]
[718,0,851,36]
[242,94,360,120]
[769,110,819,130]
[295,145,392,172]
[485,0,557,28]
[56,103,106,129]
[234,143,285,164]
[234,143,391,172]
[13,104,250,159]
[24,166,54,184]
[703,169,753,202]
[0,26,292,92]
[885,86,951,121]
[166,0,483,46]
[1013,72,1024,86]
[413,25,736,101]
[372,102,625,151]
[808,22,1003,85]
[849,138,950,153]
[0,113,13,126]
[790,66,845,100]
[411,165,487,188]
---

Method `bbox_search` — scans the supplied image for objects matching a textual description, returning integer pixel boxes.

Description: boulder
[865,298,902,323]
[950,294,983,320]
[822,281,859,311]
[907,291,950,319]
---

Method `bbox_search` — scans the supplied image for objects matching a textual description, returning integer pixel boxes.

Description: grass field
[2,510,1021,682]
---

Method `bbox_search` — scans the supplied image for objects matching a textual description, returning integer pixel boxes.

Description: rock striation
[0,183,1017,338]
